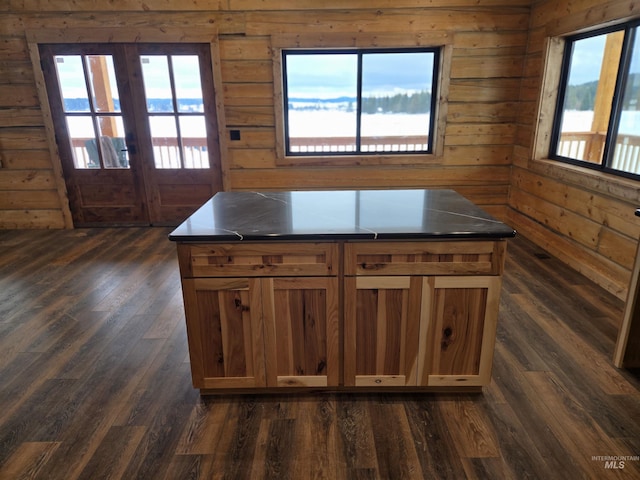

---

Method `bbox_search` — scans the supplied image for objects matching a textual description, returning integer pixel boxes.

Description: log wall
[1,0,639,300]
[0,1,531,229]
[510,0,640,299]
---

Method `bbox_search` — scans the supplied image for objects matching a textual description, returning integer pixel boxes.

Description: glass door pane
[140,54,209,169]
[54,54,130,169]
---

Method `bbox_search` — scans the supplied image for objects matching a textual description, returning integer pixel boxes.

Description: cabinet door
[181,278,265,389]
[262,277,339,387]
[344,276,425,387]
[419,276,501,387]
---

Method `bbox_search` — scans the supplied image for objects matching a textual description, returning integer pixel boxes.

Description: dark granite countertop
[168,189,516,242]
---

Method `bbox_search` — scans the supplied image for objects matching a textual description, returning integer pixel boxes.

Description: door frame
[26,27,230,228]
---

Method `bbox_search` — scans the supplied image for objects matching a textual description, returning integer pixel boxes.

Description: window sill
[275,153,440,167]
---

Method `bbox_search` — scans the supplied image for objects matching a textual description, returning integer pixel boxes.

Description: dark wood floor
[0,227,639,479]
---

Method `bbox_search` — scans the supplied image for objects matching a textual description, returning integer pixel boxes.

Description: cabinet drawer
[178,242,338,277]
[344,241,506,276]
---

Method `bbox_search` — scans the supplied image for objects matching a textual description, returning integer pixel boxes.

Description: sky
[567,30,640,86]
[285,51,435,99]
[567,35,607,86]
[55,54,203,102]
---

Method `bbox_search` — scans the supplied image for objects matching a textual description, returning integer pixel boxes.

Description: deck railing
[288,135,429,153]
[70,133,640,173]
[70,137,209,169]
[558,132,640,174]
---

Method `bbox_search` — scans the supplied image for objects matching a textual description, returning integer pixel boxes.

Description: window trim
[272,36,451,167]
[281,47,440,158]
[548,19,640,181]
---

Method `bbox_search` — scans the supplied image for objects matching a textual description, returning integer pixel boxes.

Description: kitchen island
[169,189,516,393]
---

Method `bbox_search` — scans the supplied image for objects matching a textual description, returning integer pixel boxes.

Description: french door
[40,43,222,226]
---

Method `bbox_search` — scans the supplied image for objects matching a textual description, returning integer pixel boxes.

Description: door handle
[125,132,137,155]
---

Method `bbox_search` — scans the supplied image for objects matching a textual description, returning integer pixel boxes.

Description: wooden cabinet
[177,242,340,390]
[177,239,507,392]
[262,277,339,387]
[181,277,266,389]
[419,276,502,387]
[344,275,424,387]
[344,241,505,389]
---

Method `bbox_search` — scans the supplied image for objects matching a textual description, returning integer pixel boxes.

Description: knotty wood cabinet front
[343,275,501,388]
[178,242,340,390]
[420,276,502,387]
[343,241,506,388]
[262,277,339,388]
[344,276,425,387]
[178,239,506,392]
[181,277,266,389]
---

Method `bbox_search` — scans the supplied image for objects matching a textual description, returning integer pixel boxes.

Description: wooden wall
[2,0,640,300]
[0,0,532,229]
[509,0,640,300]
[0,9,71,228]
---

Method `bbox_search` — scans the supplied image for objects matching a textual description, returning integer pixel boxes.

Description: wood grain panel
[445,124,517,146]
[220,60,272,83]
[229,148,277,169]
[345,241,501,276]
[225,106,274,126]
[512,168,640,241]
[0,37,29,61]
[345,275,423,387]
[0,127,48,148]
[0,150,52,169]
[509,187,602,250]
[450,55,525,78]
[182,277,266,388]
[431,287,487,375]
[232,0,532,8]
[454,31,528,51]
[0,190,60,209]
[223,83,274,106]
[244,10,530,36]
[263,277,339,387]
[16,0,227,11]
[181,243,338,278]
[225,127,275,148]
[0,61,35,85]
[0,204,66,229]
[0,108,44,127]
[219,36,271,60]
[532,0,640,35]
[447,103,520,124]
[505,208,629,300]
[449,78,522,102]
[0,170,57,190]
[0,86,39,107]
[229,166,512,190]
[21,13,244,35]
[423,276,501,387]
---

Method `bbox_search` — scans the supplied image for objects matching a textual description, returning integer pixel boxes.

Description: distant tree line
[63,98,203,112]
[565,74,639,111]
[287,90,432,114]
[361,90,431,114]
[564,81,597,111]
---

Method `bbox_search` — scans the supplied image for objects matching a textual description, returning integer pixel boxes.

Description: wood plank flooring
[0,227,639,479]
